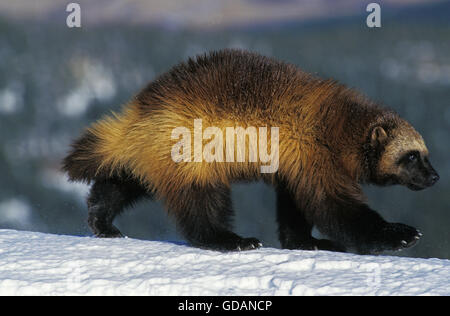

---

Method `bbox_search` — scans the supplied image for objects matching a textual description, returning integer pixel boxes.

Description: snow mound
[0,229,449,295]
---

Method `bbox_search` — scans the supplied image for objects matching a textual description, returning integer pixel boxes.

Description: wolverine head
[369,121,439,190]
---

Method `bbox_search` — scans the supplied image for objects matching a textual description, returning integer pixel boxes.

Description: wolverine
[63,49,439,254]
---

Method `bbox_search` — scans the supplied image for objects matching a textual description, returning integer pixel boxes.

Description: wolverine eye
[408,152,418,162]
[405,151,419,163]
[398,151,420,165]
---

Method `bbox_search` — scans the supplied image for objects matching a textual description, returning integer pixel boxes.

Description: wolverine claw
[93,225,124,238]
[197,235,262,252]
[237,238,262,251]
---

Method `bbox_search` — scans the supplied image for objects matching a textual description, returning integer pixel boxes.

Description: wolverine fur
[63,49,439,253]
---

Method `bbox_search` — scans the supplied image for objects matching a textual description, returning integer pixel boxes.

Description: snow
[0,229,449,296]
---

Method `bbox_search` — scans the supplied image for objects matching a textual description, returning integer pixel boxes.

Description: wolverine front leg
[313,197,422,254]
[276,185,345,252]
[165,183,262,251]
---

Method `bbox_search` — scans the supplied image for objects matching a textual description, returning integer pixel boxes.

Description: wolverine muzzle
[407,160,439,190]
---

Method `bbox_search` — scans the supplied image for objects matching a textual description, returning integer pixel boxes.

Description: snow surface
[0,229,449,296]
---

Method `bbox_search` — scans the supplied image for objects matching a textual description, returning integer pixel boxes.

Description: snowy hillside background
[1,229,449,296]
[0,0,449,261]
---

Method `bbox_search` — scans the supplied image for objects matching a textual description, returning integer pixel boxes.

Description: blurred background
[0,0,448,259]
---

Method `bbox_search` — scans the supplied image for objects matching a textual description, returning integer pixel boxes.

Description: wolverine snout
[407,162,439,190]
[426,171,439,187]
[423,160,439,187]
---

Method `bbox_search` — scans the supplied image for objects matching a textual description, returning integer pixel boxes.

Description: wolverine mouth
[406,174,439,191]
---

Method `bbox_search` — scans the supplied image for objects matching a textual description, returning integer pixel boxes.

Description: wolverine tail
[62,129,107,183]
[62,105,138,183]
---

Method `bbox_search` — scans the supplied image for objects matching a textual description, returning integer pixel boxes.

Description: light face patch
[378,122,428,176]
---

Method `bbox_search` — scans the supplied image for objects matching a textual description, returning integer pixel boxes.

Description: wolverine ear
[371,126,388,147]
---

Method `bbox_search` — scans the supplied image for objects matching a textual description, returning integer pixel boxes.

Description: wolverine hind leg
[166,183,262,251]
[87,175,149,238]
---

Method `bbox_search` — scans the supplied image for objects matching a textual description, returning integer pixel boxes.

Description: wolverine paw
[92,225,125,238]
[234,237,263,251]
[195,234,262,252]
[382,223,422,251]
[370,223,421,253]
[222,236,262,251]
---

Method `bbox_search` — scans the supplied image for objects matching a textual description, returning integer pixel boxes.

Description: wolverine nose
[428,173,439,186]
